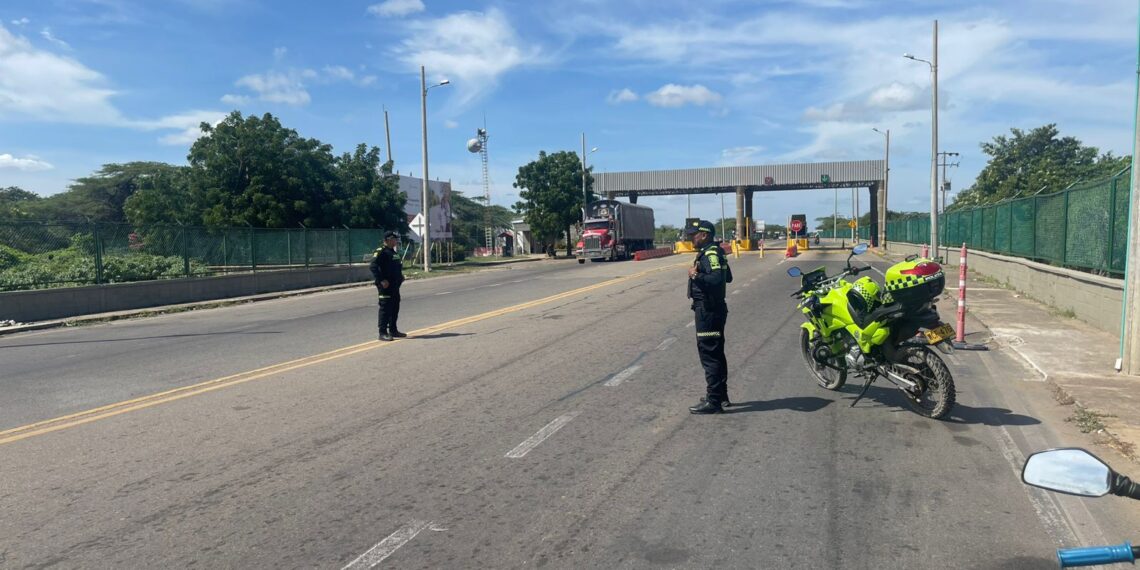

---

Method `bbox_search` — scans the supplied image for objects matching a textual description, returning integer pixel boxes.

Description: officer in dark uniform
[369,231,406,341]
[685,220,733,414]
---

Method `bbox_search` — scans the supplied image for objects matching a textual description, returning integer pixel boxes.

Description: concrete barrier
[0,265,374,323]
[885,242,1123,337]
[634,247,674,261]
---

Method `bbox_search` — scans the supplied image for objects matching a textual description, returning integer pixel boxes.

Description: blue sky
[1,0,1137,229]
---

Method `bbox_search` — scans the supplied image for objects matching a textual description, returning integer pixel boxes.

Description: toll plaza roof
[594,160,885,197]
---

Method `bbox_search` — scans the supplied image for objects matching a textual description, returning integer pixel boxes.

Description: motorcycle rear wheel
[799,329,847,390]
[895,346,956,419]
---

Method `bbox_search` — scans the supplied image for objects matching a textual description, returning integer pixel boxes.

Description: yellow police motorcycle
[787,244,957,419]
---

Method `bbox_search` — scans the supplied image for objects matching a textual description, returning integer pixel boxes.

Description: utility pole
[1120,30,1140,374]
[384,107,393,163]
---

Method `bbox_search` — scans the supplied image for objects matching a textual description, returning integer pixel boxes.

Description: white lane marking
[656,337,678,351]
[870,266,885,276]
[506,412,580,458]
[486,283,502,287]
[992,421,1079,547]
[686,321,695,328]
[731,290,741,295]
[509,279,526,284]
[990,334,1048,382]
[604,365,642,387]
[434,291,453,296]
[342,520,433,570]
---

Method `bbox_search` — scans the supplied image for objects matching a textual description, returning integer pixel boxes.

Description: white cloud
[39,27,70,50]
[646,84,722,108]
[220,93,250,106]
[135,110,227,146]
[866,82,925,111]
[444,119,459,128]
[273,46,287,60]
[321,65,376,86]
[395,8,542,106]
[0,153,53,171]
[234,71,311,106]
[11,18,29,27]
[606,88,638,104]
[719,146,766,166]
[368,0,425,17]
[0,23,121,124]
[227,65,377,106]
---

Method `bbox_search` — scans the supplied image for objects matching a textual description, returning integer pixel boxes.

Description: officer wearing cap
[684,220,733,414]
[370,231,406,341]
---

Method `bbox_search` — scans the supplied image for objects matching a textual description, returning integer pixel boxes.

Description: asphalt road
[1,250,1137,569]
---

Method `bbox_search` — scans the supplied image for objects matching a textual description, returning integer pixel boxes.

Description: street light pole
[874,128,890,247]
[580,134,598,223]
[419,66,449,272]
[905,19,939,259]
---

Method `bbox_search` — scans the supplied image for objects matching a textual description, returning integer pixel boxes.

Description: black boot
[379,333,393,341]
[391,331,408,338]
[689,399,723,414]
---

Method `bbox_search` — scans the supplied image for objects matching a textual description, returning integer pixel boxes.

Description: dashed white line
[604,365,642,387]
[342,520,433,570]
[686,321,695,328]
[656,337,678,351]
[434,291,453,296]
[505,412,580,458]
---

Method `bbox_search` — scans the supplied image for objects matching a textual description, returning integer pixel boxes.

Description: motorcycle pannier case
[884,259,945,308]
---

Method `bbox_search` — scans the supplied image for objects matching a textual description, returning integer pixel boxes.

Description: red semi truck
[576,200,655,263]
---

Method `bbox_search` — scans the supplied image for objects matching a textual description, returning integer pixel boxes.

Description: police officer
[684,220,733,414]
[370,231,406,341]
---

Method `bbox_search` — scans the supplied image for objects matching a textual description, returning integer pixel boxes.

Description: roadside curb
[0,256,542,336]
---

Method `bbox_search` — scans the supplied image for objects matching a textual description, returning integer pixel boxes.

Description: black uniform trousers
[693,301,728,402]
[378,288,401,335]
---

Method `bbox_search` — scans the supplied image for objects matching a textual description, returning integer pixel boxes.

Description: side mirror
[852,244,869,255]
[1022,448,1113,497]
[787,267,803,277]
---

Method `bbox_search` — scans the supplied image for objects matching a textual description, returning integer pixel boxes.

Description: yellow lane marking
[0,260,689,446]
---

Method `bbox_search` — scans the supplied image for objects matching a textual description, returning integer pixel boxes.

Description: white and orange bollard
[956,243,967,344]
[921,244,930,258]
[951,243,988,351]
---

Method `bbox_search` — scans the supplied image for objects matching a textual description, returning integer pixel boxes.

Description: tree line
[0,111,515,255]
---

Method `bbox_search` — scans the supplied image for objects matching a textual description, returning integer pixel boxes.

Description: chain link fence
[879,168,1131,275]
[0,222,388,291]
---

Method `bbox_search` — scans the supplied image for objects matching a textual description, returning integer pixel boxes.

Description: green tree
[121,164,196,225]
[514,150,593,256]
[450,192,515,253]
[0,187,42,220]
[951,124,1131,210]
[655,224,681,244]
[188,111,337,228]
[333,145,407,230]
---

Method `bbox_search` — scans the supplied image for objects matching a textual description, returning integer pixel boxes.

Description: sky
[1,0,1137,230]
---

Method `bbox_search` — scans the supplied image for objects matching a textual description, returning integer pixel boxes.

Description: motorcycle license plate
[923,324,955,344]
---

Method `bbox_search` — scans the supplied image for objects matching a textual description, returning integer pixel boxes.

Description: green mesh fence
[885,168,1131,275]
[0,223,396,291]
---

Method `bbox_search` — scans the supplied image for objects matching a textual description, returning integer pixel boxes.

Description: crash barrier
[0,265,375,323]
[634,247,674,261]
[886,241,1123,337]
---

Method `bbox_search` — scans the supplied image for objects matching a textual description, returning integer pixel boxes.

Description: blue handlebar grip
[1057,542,1134,567]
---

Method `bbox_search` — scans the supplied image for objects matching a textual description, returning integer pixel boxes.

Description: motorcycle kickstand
[850,372,879,408]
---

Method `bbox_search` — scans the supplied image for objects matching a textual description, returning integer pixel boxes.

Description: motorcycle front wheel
[894,346,956,419]
[799,329,847,390]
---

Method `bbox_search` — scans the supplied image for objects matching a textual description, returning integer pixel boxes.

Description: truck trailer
[575,200,655,263]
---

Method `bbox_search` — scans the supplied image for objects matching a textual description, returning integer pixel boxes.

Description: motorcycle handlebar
[1057,542,1137,567]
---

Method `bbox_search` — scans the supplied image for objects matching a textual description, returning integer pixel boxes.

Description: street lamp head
[590,147,599,153]
[439,79,450,86]
[903,53,914,59]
